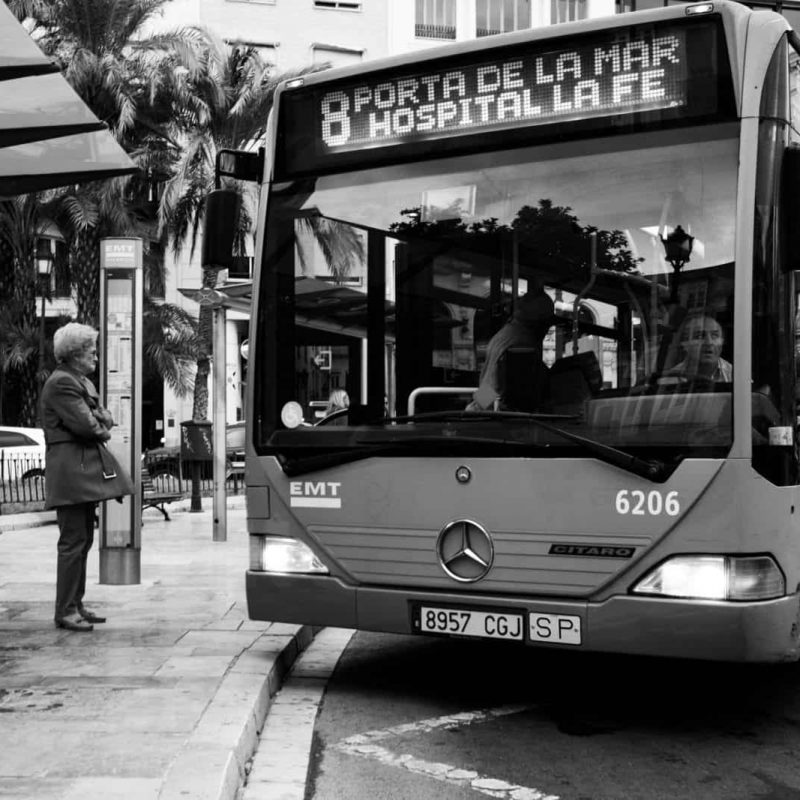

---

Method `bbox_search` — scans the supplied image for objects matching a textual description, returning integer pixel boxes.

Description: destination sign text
[318,29,688,151]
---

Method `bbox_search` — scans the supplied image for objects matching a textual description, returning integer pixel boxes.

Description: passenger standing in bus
[467,288,555,411]
[41,323,134,632]
[664,312,732,382]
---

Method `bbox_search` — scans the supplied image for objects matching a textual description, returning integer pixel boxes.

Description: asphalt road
[305,632,800,800]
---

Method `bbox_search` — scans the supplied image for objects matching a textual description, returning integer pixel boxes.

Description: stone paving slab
[0,500,313,800]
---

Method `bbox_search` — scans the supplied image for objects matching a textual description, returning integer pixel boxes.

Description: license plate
[529,612,582,646]
[418,606,524,641]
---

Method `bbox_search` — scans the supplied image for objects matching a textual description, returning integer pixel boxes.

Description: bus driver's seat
[499,347,551,412]
[549,351,602,415]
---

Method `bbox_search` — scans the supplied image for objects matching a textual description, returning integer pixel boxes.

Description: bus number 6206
[615,489,680,516]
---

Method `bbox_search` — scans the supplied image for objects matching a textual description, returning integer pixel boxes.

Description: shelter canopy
[0,2,136,196]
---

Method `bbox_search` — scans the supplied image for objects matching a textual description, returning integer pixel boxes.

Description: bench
[141,466,184,521]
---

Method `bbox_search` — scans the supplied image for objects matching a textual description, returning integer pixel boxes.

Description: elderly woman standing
[40,323,133,632]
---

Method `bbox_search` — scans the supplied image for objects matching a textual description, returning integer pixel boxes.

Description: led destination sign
[277,19,731,176]
[319,27,690,152]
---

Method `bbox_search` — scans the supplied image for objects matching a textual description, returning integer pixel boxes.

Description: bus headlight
[249,535,328,574]
[631,555,785,601]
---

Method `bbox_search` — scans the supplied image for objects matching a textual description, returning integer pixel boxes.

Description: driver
[664,312,732,382]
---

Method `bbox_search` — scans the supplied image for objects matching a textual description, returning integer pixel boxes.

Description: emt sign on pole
[98,237,143,584]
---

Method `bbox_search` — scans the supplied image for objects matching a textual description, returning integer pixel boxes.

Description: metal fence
[0,452,245,512]
[0,453,46,506]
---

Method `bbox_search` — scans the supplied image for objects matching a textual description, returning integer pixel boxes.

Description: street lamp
[660,225,694,303]
[35,238,54,380]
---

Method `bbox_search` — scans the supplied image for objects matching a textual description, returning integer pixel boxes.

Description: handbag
[97,442,118,479]
[93,443,134,497]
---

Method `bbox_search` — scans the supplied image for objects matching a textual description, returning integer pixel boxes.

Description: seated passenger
[324,388,349,419]
[467,288,555,411]
[662,312,732,383]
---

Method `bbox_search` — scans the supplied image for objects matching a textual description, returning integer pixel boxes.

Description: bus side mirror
[782,145,800,271]
[202,188,240,270]
[216,148,263,183]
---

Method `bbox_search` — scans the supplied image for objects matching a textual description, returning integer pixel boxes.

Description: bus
[216,0,800,662]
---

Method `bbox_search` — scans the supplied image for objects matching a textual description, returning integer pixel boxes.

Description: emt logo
[289,481,342,508]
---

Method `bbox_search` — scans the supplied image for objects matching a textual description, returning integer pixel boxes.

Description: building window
[314,0,362,9]
[551,0,587,23]
[415,0,456,39]
[615,0,679,11]
[224,38,279,62]
[229,256,254,280]
[477,0,531,37]
[312,43,365,67]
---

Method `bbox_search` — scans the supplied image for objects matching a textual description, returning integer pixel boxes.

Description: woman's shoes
[78,608,106,624]
[55,614,93,632]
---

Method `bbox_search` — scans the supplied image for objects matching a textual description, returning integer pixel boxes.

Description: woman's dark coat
[40,365,134,509]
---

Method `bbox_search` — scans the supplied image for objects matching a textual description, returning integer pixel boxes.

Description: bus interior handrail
[408,387,478,416]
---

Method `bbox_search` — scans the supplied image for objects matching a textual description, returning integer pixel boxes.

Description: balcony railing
[415,22,456,39]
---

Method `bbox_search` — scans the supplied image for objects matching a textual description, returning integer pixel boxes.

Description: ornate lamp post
[660,225,694,304]
[35,238,54,380]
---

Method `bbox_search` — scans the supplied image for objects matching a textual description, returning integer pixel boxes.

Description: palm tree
[15,0,190,325]
[142,297,201,399]
[158,31,323,422]
[0,0,203,425]
[0,196,46,425]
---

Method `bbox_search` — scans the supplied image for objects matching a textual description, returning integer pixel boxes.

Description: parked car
[0,426,46,485]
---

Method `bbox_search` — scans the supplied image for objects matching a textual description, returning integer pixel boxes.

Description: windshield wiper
[278,411,669,480]
[278,443,406,476]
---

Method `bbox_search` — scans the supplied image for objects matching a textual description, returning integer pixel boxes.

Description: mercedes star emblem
[436,519,494,582]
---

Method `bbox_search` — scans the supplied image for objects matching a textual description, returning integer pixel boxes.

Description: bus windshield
[258,122,738,465]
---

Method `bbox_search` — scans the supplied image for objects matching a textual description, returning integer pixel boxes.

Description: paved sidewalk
[0,498,313,800]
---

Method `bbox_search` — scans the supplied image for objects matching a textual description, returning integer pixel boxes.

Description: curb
[159,624,317,800]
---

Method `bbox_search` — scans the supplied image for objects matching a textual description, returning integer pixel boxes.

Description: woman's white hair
[325,388,349,413]
[53,322,98,364]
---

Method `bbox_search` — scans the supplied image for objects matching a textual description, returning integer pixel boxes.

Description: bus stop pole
[212,303,227,542]
[98,237,143,584]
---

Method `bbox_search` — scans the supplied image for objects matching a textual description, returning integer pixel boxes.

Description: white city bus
[217,1,800,661]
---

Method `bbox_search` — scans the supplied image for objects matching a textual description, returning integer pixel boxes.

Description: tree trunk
[191,264,219,421]
[0,235,13,423]
[188,265,219,510]
[13,236,41,427]
[70,228,102,326]
[18,359,39,427]
[191,335,210,421]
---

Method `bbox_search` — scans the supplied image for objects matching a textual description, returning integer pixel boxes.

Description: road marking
[332,705,560,800]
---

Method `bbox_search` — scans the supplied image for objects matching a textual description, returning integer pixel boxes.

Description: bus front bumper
[246,571,800,663]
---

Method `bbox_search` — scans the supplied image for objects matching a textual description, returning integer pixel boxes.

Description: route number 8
[321,91,350,146]
[615,489,680,516]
